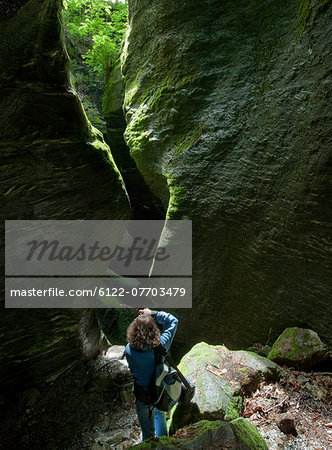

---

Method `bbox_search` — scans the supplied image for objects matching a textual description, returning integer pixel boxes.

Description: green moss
[297,0,330,36]
[135,419,267,448]
[120,44,201,209]
[178,342,227,373]
[268,328,325,364]
[122,69,198,149]
[81,95,106,133]
[86,122,127,196]
[126,129,150,156]
[189,419,223,433]
[175,126,202,154]
[123,82,140,107]
[102,60,124,117]
[134,420,225,449]
[166,183,188,219]
[297,0,311,36]
[231,418,268,450]
[224,395,242,421]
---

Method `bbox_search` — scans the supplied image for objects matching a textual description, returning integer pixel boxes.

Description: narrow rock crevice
[104,108,166,220]
[103,61,168,220]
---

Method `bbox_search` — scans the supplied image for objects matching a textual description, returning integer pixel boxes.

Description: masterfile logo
[5,220,192,308]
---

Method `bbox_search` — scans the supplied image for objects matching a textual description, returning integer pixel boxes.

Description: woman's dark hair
[127,315,161,349]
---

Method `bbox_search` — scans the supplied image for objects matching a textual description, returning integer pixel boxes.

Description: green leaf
[63,0,128,83]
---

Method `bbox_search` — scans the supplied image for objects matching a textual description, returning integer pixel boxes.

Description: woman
[125,308,178,441]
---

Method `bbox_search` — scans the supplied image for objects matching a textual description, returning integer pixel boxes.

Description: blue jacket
[125,311,178,389]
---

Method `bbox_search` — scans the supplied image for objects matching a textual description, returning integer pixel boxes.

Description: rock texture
[88,346,133,393]
[0,0,130,392]
[103,61,165,219]
[268,327,328,369]
[134,418,268,449]
[169,342,281,432]
[275,413,297,436]
[120,0,332,349]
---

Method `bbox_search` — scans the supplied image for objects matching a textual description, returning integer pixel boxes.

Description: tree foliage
[63,0,128,85]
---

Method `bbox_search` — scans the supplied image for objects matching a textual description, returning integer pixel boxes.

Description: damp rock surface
[120,0,332,350]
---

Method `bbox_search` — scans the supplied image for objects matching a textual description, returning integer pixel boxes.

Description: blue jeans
[135,399,167,441]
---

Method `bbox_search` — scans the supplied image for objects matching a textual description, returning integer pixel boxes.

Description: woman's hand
[139,308,151,316]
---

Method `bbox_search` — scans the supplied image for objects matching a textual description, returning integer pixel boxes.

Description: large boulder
[0,0,130,392]
[170,342,282,432]
[119,0,332,350]
[268,327,328,370]
[134,418,268,449]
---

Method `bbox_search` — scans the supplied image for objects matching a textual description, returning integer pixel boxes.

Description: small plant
[63,0,128,85]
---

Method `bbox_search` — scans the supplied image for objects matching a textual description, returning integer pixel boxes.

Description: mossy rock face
[231,417,268,450]
[102,62,165,218]
[268,327,328,370]
[133,419,267,449]
[169,342,282,432]
[0,0,130,392]
[120,0,332,350]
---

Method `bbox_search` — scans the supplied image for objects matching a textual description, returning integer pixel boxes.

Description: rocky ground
[0,348,141,450]
[1,339,331,449]
[245,368,332,450]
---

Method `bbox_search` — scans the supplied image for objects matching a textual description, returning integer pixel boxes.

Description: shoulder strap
[155,344,193,391]
[153,344,166,367]
[165,353,193,391]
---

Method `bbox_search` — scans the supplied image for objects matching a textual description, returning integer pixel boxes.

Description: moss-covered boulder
[169,342,281,432]
[0,0,130,392]
[268,327,328,370]
[119,0,332,349]
[230,418,268,450]
[133,419,267,449]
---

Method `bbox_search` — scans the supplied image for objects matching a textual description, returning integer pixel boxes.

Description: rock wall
[103,61,166,219]
[0,0,130,392]
[120,0,332,349]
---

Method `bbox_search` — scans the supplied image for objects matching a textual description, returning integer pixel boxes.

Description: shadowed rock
[0,0,130,393]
